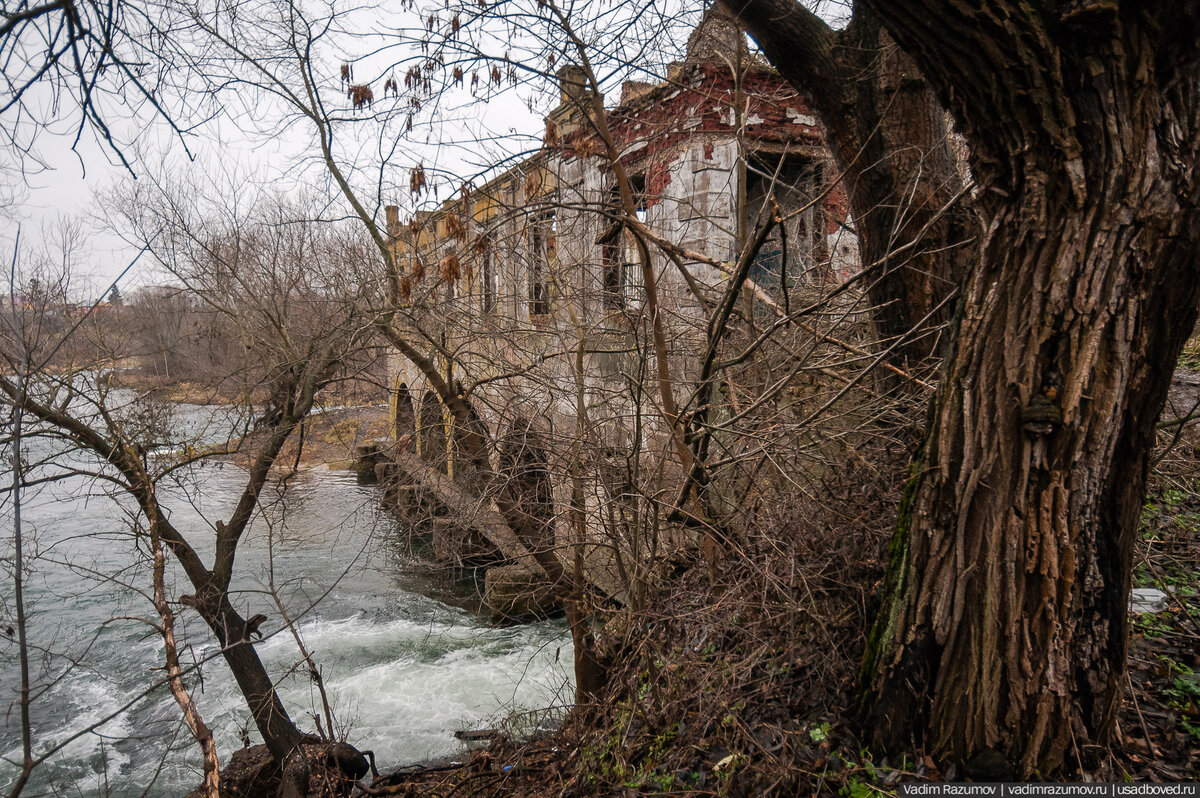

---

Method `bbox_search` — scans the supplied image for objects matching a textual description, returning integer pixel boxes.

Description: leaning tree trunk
[860,2,1200,777]
[214,609,306,764]
[181,587,306,765]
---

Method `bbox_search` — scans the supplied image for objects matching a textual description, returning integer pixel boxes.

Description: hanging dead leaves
[524,170,542,199]
[348,83,374,111]
[410,164,427,195]
[445,213,466,241]
[440,253,461,285]
[404,65,433,95]
[573,135,599,159]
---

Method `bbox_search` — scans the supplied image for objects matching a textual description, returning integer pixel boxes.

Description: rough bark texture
[856,1,1200,776]
[723,0,972,365]
[201,597,305,765]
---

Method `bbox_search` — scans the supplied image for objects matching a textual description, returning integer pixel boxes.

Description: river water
[0,397,573,796]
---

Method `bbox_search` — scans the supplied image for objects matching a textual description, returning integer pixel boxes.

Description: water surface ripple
[1,400,572,796]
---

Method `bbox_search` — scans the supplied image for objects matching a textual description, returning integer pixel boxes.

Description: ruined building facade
[381,11,859,610]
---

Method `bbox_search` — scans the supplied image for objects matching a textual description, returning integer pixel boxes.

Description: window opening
[482,248,497,313]
[528,210,554,316]
[744,155,825,294]
[600,176,647,311]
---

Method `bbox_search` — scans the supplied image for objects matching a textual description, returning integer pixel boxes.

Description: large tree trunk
[859,2,1200,776]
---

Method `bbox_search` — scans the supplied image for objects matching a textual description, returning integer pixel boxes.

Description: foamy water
[0,398,572,796]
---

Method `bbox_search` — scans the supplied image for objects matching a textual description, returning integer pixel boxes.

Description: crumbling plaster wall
[385,57,859,586]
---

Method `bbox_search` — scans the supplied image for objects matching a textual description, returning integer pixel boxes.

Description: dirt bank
[214,403,390,472]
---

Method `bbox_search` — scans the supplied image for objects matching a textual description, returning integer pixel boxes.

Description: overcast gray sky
[1,0,698,296]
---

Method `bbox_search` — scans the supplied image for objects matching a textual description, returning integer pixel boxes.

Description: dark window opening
[482,249,497,313]
[600,177,647,312]
[744,155,826,293]
[529,210,554,316]
[630,174,648,223]
[601,240,625,310]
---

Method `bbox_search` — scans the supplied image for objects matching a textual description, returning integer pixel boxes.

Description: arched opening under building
[449,401,491,477]
[498,417,556,557]
[391,380,415,442]
[418,391,448,474]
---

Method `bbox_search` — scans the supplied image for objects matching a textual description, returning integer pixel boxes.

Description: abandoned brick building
[380,7,860,612]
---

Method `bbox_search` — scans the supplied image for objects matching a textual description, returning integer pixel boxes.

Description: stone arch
[497,416,555,556]
[446,385,493,479]
[391,380,415,441]
[418,391,448,473]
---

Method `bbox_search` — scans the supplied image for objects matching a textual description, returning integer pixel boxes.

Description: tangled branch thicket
[368,278,935,795]
[554,442,913,795]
